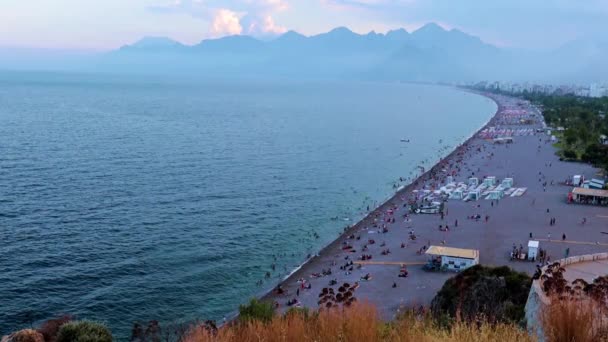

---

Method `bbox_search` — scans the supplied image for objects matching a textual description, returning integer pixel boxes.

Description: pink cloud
[211,9,243,36]
[149,0,288,37]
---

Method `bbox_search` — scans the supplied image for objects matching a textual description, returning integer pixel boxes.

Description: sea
[0,72,497,338]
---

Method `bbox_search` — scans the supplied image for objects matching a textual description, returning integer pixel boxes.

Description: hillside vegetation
[4,266,605,341]
[186,303,534,342]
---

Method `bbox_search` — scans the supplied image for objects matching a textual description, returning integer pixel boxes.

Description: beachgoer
[562,233,566,241]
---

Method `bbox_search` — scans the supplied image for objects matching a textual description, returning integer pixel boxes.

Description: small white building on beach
[528,240,539,261]
[501,178,514,189]
[483,176,497,187]
[486,189,504,200]
[426,246,479,271]
[464,189,481,201]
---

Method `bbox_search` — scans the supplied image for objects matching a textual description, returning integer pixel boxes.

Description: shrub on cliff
[238,299,275,323]
[2,329,44,342]
[431,265,532,324]
[37,315,73,342]
[541,296,608,342]
[55,321,112,342]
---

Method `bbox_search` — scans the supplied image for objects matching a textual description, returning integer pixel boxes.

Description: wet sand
[263,91,607,319]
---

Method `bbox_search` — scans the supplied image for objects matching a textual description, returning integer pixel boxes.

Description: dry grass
[541,296,608,342]
[3,329,45,342]
[185,303,536,342]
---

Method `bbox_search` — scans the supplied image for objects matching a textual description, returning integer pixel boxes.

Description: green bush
[582,143,608,167]
[284,306,311,319]
[55,321,112,342]
[431,265,532,324]
[238,298,275,323]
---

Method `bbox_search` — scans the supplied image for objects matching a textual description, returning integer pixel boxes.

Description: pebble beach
[264,91,608,318]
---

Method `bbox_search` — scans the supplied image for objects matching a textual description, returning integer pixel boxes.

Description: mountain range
[2,23,608,83]
[110,23,496,81]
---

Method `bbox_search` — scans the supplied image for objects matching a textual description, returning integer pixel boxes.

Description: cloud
[321,0,413,11]
[241,13,287,35]
[148,0,288,37]
[211,9,243,36]
[246,0,289,12]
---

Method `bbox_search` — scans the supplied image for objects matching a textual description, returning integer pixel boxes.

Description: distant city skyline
[2,0,608,51]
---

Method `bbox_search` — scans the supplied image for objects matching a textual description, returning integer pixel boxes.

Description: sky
[1,0,607,51]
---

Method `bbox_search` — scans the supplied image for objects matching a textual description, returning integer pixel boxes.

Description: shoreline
[259,85,607,321]
[258,88,502,307]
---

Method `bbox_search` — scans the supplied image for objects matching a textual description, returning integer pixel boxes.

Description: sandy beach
[263,91,607,319]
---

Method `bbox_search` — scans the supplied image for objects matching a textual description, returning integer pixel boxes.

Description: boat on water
[400,139,410,143]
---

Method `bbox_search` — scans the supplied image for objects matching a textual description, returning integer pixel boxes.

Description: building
[527,240,539,261]
[425,246,479,271]
[590,83,608,98]
[569,187,608,206]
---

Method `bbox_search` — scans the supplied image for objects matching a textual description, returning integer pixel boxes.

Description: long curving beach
[264,91,608,318]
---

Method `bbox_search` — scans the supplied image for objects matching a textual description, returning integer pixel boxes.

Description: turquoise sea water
[0,73,496,338]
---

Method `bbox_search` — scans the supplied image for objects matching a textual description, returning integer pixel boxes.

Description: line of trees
[524,92,608,172]
[477,87,608,173]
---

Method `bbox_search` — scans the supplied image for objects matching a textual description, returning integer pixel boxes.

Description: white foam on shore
[282,254,316,281]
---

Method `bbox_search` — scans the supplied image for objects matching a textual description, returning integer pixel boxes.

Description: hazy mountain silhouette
[108,23,512,81]
[119,36,186,52]
[3,23,605,83]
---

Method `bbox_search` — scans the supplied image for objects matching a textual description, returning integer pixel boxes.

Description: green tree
[431,265,532,324]
[563,150,577,159]
[563,128,577,146]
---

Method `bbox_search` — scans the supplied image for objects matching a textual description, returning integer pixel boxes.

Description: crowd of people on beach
[265,94,602,313]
